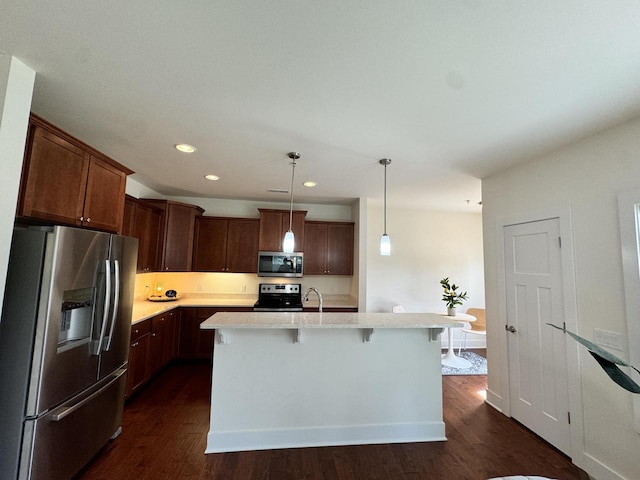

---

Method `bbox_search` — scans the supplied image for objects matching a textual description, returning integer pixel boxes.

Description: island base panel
[206,328,446,453]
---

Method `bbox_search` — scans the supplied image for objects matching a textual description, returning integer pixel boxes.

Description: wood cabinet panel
[148,320,166,378]
[303,221,354,275]
[258,209,306,252]
[178,307,215,360]
[193,217,259,272]
[122,196,136,236]
[124,196,163,271]
[195,308,216,359]
[178,307,252,361]
[148,310,177,376]
[82,155,126,232]
[125,320,151,399]
[302,222,327,275]
[226,218,260,272]
[144,200,204,271]
[18,114,132,233]
[258,210,282,251]
[193,217,228,271]
[178,308,199,359]
[125,311,178,399]
[20,124,90,226]
[326,223,354,275]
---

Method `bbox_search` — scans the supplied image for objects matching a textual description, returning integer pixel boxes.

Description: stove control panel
[258,283,300,294]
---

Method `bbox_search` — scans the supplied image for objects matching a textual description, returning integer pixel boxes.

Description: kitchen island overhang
[201,312,462,454]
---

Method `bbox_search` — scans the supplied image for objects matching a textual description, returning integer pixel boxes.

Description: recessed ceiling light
[303,181,317,187]
[204,174,220,181]
[174,143,196,153]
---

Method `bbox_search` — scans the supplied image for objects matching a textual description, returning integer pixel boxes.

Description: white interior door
[504,218,571,455]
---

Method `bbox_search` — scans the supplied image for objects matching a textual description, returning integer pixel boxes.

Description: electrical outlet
[593,328,623,351]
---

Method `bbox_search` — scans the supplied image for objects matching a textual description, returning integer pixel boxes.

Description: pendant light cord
[383,161,387,235]
[288,157,296,231]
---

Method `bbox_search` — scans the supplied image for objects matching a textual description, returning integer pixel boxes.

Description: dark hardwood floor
[77,353,585,480]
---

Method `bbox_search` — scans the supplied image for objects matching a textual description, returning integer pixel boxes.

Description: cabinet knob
[132,342,139,347]
[152,332,157,337]
[79,216,84,222]
[86,217,91,223]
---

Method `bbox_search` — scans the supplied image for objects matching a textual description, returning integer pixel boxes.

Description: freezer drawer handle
[50,368,127,422]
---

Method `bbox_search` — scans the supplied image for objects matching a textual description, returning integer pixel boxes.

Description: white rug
[441,351,487,375]
[489,477,556,480]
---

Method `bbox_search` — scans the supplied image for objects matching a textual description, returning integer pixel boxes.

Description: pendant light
[282,152,300,253]
[379,158,392,256]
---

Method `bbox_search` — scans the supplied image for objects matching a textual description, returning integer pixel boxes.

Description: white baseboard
[205,421,446,454]
[485,388,503,413]
[581,452,631,480]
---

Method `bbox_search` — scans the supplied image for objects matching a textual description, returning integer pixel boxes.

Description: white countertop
[130,295,358,324]
[200,311,463,329]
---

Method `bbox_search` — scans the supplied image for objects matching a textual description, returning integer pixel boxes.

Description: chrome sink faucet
[303,287,323,313]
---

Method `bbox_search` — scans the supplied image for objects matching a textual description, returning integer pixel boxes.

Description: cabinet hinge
[567,411,571,424]
[558,236,562,248]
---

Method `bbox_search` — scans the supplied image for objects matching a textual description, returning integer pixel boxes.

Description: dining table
[439,312,476,368]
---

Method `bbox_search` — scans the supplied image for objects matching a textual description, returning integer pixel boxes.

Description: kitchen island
[200,312,462,453]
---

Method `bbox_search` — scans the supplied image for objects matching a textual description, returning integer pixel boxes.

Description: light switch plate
[593,328,624,351]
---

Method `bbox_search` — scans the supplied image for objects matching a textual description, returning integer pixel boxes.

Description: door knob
[506,325,517,333]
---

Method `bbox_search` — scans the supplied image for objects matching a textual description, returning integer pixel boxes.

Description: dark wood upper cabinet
[122,195,136,236]
[124,195,163,272]
[193,217,229,271]
[83,155,128,232]
[143,199,204,271]
[226,218,260,272]
[18,114,132,233]
[193,217,259,273]
[258,209,306,251]
[303,221,354,275]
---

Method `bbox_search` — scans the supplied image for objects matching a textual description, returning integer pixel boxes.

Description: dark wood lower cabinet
[125,320,151,399]
[126,306,357,399]
[304,307,358,313]
[178,307,252,360]
[126,310,177,399]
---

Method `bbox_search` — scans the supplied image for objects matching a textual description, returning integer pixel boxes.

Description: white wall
[364,201,485,347]
[482,115,640,480]
[0,56,35,317]
[164,195,354,221]
[126,177,163,199]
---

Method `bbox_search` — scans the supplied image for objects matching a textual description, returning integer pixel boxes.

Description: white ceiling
[2,1,640,212]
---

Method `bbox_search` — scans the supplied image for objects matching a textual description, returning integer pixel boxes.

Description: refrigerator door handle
[104,260,120,351]
[50,368,127,421]
[94,259,112,355]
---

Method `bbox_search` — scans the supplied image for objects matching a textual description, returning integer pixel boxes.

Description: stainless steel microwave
[257,251,304,277]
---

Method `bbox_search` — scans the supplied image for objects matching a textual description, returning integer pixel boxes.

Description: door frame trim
[494,205,585,465]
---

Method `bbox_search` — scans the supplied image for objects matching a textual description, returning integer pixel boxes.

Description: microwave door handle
[104,260,120,351]
[94,259,111,355]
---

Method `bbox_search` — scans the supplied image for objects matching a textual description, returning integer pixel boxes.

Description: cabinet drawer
[152,310,175,331]
[130,320,151,341]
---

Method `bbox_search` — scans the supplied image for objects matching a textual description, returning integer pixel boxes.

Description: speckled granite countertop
[131,294,358,324]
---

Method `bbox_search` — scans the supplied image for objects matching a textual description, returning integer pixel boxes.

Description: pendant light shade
[282,152,300,253]
[380,233,391,255]
[282,230,295,253]
[379,158,392,256]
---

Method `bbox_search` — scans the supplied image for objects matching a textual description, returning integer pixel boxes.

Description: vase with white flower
[440,277,468,316]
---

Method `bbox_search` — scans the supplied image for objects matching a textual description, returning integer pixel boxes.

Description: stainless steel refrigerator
[0,226,138,480]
